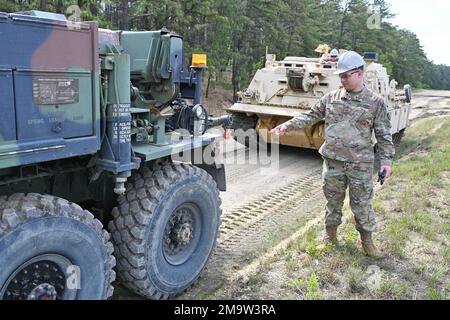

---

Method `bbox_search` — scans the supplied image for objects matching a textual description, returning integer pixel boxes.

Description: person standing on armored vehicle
[271,51,394,257]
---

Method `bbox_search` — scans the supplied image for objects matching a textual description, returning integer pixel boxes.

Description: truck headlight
[192,104,208,135]
[194,104,204,118]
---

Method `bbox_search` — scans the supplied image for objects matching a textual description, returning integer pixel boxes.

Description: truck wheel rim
[1,254,76,300]
[163,203,201,266]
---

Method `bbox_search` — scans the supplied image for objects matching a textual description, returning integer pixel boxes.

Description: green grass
[341,225,363,256]
[284,251,297,273]
[292,225,318,254]
[387,219,409,256]
[211,117,450,300]
[394,117,450,161]
[425,264,448,300]
[372,198,386,215]
[290,272,324,300]
[346,266,366,294]
[375,275,407,299]
[305,273,323,300]
[338,117,449,298]
[317,268,339,285]
[444,247,450,265]
[381,117,450,256]
[290,274,304,294]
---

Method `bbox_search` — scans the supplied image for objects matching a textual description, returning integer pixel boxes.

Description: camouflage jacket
[284,86,394,166]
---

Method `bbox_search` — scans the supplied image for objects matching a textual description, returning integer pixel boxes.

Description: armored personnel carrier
[228,50,412,149]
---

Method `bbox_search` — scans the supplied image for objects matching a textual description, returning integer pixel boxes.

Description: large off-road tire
[109,161,222,299]
[0,194,115,300]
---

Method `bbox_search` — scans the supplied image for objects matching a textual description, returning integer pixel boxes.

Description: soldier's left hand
[380,165,392,180]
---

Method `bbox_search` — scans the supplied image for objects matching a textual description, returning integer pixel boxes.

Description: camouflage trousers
[322,157,377,232]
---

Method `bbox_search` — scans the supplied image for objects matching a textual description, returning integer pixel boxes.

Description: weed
[343,227,359,244]
[306,240,319,256]
[427,265,446,288]
[444,248,450,264]
[386,219,408,256]
[318,268,339,285]
[375,275,407,299]
[346,266,366,293]
[284,251,297,273]
[290,274,304,294]
[342,227,362,255]
[426,287,446,300]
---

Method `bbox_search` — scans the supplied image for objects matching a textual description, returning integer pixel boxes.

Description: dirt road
[409,89,450,121]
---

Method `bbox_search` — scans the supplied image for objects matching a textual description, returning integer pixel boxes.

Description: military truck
[228,50,412,149]
[0,11,231,300]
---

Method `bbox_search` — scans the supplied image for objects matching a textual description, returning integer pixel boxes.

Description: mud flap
[195,163,227,191]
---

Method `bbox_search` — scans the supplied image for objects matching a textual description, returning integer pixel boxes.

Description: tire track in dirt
[410,92,450,122]
[178,167,326,299]
[219,168,322,241]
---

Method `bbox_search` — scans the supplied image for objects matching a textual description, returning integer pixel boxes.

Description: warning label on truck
[32,78,79,105]
[112,122,131,143]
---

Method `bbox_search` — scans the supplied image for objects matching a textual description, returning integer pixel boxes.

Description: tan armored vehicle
[228,49,412,149]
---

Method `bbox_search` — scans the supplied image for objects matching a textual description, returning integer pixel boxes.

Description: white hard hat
[334,51,365,75]
[330,49,339,57]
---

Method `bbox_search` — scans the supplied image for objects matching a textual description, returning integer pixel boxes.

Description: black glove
[377,169,386,185]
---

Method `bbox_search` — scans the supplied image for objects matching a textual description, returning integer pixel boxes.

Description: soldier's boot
[359,231,382,257]
[316,225,338,250]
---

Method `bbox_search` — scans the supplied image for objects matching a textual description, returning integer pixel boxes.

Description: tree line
[2,0,450,97]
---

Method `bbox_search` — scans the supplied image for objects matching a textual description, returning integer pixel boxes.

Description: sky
[387,0,450,66]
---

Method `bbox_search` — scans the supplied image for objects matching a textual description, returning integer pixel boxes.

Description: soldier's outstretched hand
[271,124,288,136]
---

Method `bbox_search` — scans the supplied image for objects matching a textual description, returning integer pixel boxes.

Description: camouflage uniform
[284,86,394,232]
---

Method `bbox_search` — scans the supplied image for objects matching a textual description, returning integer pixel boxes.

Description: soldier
[320,48,339,64]
[271,51,394,257]
[328,49,339,63]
